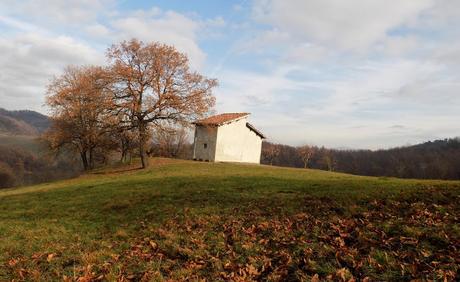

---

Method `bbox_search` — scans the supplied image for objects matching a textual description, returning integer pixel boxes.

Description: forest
[260,139,460,180]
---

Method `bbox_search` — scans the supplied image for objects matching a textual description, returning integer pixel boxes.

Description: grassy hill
[1,159,459,281]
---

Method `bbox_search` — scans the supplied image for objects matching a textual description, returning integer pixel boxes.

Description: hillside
[0,108,80,188]
[263,138,460,180]
[1,159,459,281]
[0,108,50,135]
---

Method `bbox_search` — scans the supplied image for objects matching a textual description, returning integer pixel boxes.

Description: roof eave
[246,122,266,139]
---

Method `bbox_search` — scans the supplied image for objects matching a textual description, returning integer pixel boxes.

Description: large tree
[107,39,217,168]
[45,65,113,170]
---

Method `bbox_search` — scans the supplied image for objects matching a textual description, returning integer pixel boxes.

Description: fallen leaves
[46,253,57,263]
[4,189,459,281]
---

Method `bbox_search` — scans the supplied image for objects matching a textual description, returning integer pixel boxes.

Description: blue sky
[1,0,459,149]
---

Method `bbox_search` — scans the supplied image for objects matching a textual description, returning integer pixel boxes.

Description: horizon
[2,106,459,152]
[1,1,459,149]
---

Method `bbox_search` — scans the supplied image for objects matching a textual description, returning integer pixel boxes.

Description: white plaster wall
[193,125,217,161]
[214,118,263,164]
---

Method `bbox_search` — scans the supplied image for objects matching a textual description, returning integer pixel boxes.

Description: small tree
[45,65,114,170]
[151,126,189,158]
[115,128,139,163]
[262,142,281,165]
[297,145,315,168]
[106,39,217,168]
[109,113,140,163]
[322,149,336,171]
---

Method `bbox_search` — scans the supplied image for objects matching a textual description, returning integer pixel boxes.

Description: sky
[1,0,459,149]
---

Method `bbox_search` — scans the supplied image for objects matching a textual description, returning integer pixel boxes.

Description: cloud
[0,4,215,112]
[216,55,460,149]
[0,0,115,26]
[110,9,207,70]
[252,0,433,51]
[235,29,290,54]
[0,33,101,112]
[219,0,459,148]
[85,24,111,38]
[215,66,310,111]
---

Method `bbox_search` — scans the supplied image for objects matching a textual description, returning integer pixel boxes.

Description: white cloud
[417,0,460,29]
[0,4,215,112]
[253,0,434,51]
[0,33,101,112]
[215,66,309,110]
[216,56,460,149]
[110,9,207,70]
[375,36,420,57]
[235,29,290,54]
[85,24,110,38]
[0,0,115,26]
[0,15,40,32]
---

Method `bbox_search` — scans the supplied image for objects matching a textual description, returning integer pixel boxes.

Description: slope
[0,108,50,135]
[0,158,459,281]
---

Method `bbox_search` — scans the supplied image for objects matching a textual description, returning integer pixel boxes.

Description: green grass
[1,158,459,281]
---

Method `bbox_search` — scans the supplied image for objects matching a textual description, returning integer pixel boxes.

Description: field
[1,158,459,281]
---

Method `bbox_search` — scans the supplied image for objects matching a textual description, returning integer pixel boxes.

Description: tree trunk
[89,148,94,169]
[120,145,127,163]
[139,122,148,168]
[80,151,89,171]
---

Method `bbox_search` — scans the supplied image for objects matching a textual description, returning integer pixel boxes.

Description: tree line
[261,138,460,180]
[45,39,217,170]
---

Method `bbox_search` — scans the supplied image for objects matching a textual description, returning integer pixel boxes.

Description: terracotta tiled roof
[193,113,249,126]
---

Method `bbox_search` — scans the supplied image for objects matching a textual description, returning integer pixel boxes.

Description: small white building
[192,113,265,164]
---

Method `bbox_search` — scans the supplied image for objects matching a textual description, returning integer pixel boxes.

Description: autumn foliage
[105,39,216,168]
[46,65,113,170]
[45,39,217,169]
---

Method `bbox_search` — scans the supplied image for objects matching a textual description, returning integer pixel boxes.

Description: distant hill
[0,108,50,135]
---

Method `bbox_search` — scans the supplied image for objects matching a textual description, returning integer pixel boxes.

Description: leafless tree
[297,145,316,168]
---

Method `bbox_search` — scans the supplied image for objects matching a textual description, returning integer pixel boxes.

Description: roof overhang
[246,122,266,139]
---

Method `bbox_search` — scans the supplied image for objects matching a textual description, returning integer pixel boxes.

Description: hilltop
[0,108,50,135]
[1,158,459,281]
